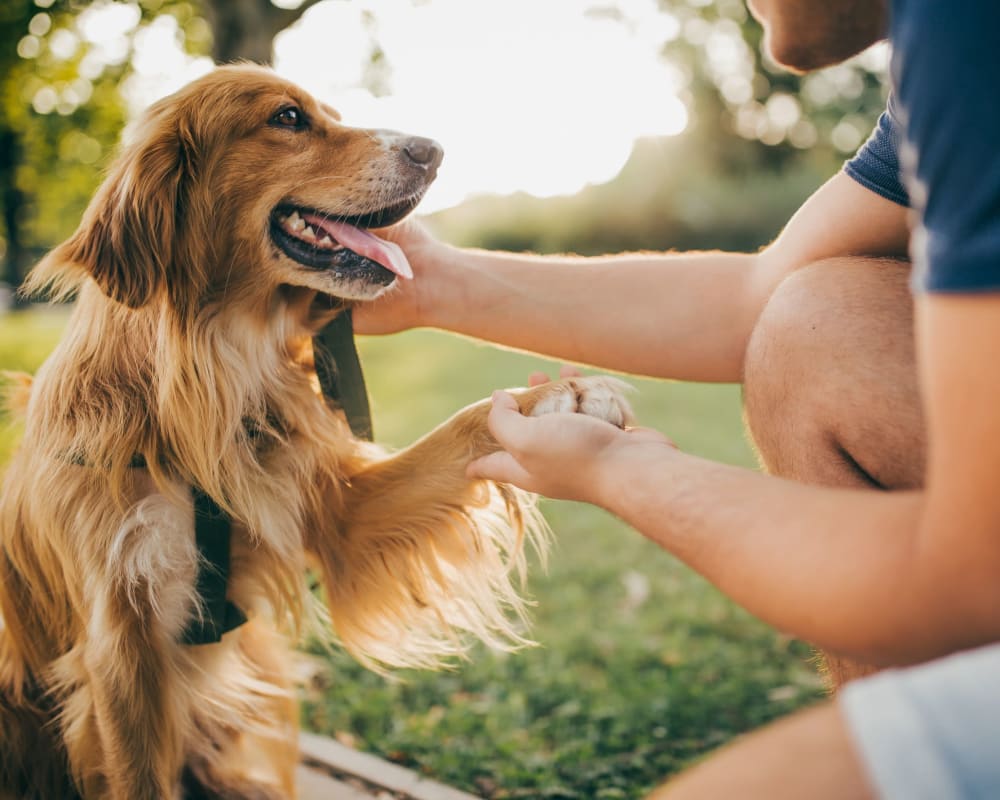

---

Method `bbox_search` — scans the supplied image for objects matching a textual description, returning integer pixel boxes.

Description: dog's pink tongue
[303,214,413,279]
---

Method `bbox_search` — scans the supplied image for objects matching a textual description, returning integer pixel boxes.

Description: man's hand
[467,389,676,503]
[353,218,447,334]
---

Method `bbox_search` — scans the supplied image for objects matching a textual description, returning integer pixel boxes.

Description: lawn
[0,309,824,799]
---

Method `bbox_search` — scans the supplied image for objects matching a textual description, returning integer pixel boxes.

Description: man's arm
[469,294,1000,666]
[360,171,909,382]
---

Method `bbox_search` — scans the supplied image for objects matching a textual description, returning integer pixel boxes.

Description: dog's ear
[58,109,194,309]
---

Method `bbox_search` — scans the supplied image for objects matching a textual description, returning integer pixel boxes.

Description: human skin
[468,291,1000,668]
[358,172,907,382]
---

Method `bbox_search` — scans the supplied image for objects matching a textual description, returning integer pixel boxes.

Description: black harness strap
[312,307,373,441]
[181,491,247,645]
[179,308,371,645]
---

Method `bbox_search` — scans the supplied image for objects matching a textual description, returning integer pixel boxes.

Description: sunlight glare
[274,0,688,211]
[97,0,688,213]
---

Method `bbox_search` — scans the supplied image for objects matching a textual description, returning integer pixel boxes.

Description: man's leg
[646,701,873,800]
[742,256,925,686]
[649,642,1000,799]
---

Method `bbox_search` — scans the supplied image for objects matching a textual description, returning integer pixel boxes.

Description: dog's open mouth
[270,195,420,285]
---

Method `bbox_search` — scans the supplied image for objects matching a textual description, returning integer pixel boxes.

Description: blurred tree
[203,0,321,63]
[0,0,324,297]
[590,0,888,167]
[0,1,47,302]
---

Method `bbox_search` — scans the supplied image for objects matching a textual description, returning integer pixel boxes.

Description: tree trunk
[201,0,323,64]
[0,126,27,306]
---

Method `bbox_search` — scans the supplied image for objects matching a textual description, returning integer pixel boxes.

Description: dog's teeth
[287,211,305,232]
[318,235,334,248]
[301,225,317,242]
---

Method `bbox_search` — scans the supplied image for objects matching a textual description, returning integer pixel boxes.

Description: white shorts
[839,642,1000,799]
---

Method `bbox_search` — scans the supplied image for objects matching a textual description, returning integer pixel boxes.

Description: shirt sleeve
[892,0,1000,293]
[842,94,910,208]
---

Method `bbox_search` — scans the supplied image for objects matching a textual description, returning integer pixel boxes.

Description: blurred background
[0,1,889,797]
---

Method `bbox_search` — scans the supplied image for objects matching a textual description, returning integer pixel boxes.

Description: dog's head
[41,65,441,318]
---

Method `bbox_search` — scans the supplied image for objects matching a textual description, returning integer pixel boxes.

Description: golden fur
[0,65,632,799]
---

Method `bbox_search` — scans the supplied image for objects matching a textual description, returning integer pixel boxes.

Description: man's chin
[766,32,881,73]
[755,0,888,74]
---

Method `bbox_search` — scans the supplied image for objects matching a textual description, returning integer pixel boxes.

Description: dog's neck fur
[28,280,350,597]
[48,284,317,451]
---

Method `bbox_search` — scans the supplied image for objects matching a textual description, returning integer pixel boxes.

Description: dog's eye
[271,106,305,129]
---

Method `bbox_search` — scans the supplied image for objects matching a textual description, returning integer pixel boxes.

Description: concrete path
[297,733,482,800]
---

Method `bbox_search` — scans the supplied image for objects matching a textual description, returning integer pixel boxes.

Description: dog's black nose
[402,137,444,171]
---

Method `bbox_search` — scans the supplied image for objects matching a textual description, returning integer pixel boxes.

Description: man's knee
[743,257,923,488]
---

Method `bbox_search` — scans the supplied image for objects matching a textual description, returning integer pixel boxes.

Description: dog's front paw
[522,376,635,428]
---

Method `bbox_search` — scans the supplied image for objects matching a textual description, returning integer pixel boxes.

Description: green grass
[0,307,70,462]
[0,310,824,798]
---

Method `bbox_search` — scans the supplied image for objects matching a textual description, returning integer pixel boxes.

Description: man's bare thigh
[743,257,924,490]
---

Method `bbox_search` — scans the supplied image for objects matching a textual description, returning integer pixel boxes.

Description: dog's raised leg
[306,376,632,668]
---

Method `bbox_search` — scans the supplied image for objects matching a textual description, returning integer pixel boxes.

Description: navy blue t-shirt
[842,0,1000,293]
[843,94,909,209]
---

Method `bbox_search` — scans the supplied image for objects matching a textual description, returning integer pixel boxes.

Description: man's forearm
[423,246,774,382]
[371,173,908,379]
[595,443,1000,665]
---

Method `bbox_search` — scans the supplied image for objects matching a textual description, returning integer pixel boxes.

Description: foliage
[0,307,66,460]
[651,0,888,163]
[0,1,203,287]
[0,0,322,289]
[1,3,129,248]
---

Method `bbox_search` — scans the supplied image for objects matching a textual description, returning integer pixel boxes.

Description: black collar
[313,307,373,441]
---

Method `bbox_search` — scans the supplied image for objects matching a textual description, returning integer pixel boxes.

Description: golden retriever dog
[0,65,632,799]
